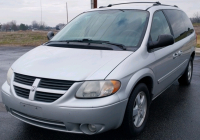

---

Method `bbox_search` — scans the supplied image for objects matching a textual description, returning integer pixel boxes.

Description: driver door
[150,11,179,96]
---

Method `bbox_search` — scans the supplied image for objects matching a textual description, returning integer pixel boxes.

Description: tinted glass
[150,11,171,41]
[164,10,187,42]
[181,12,194,36]
[52,10,149,47]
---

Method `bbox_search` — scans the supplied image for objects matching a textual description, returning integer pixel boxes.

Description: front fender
[117,68,156,101]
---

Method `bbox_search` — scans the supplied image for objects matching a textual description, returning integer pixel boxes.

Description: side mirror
[148,34,174,50]
[47,31,54,40]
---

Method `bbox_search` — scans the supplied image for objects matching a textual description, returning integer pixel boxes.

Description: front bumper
[1,82,128,134]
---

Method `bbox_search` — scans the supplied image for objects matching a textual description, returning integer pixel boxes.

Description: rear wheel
[178,58,193,85]
[121,83,150,137]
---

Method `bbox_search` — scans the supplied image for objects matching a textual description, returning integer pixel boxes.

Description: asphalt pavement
[0,46,200,140]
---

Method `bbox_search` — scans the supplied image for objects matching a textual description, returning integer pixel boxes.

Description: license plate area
[20,103,43,118]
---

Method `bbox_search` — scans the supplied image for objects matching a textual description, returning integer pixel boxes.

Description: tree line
[191,12,200,23]
[0,20,51,31]
[1,11,198,32]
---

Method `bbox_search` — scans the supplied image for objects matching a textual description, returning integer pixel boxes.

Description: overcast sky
[0,0,199,27]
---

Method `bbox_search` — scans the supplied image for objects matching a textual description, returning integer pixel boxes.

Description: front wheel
[121,83,150,137]
[178,58,193,85]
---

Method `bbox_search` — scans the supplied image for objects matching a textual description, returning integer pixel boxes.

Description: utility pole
[66,2,68,23]
[40,0,42,25]
[91,0,97,9]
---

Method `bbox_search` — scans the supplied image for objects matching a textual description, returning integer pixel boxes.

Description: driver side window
[150,11,172,42]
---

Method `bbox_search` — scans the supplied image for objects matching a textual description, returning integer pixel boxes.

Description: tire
[121,83,150,137]
[178,57,193,85]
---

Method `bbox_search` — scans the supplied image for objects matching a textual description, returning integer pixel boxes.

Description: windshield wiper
[83,39,126,50]
[51,39,126,50]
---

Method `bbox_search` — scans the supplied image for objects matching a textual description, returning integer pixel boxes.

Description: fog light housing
[80,124,104,135]
[88,124,96,132]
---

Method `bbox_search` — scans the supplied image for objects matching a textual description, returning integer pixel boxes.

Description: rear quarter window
[163,10,188,42]
[181,12,194,36]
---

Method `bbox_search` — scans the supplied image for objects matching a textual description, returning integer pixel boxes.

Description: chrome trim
[158,59,188,84]
[13,82,66,95]
[36,88,66,94]
[13,82,31,90]
[12,110,65,127]
[29,78,41,100]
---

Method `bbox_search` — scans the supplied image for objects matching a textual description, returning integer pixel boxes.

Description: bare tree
[39,22,46,30]
[191,12,200,23]
[10,20,18,31]
[32,20,39,29]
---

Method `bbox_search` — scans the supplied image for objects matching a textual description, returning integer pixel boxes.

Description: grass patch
[0,31,49,46]
[193,23,200,27]
[197,35,200,48]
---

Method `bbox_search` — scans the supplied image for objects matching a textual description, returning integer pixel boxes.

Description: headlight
[76,80,121,98]
[7,68,14,86]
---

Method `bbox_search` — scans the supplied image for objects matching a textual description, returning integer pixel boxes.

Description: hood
[12,46,133,81]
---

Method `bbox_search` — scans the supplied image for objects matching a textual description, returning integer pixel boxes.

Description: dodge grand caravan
[1,2,197,137]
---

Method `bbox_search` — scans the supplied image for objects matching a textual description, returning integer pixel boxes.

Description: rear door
[163,10,195,77]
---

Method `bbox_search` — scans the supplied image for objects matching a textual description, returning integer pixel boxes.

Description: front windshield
[51,10,149,47]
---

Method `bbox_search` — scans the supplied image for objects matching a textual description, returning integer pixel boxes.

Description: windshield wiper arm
[79,39,126,50]
[102,42,126,50]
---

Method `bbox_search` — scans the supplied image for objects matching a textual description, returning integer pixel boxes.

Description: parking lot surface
[0,46,200,140]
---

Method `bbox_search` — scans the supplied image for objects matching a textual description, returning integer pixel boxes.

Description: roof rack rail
[99,1,178,8]
[106,2,161,8]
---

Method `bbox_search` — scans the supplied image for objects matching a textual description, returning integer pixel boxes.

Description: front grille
[39,78,75,90]
[35,91,63,103]
[14,86,30,99]
[13,73,75,103]
[14,73,35,86]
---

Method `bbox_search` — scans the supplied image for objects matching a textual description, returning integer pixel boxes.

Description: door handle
[173,53,178,59]
[178,50,183,56]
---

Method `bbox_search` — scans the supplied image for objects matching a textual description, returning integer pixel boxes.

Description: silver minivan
[1,2,197,137]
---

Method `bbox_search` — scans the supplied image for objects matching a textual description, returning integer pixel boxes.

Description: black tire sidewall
[179,57,193,85]
[122,83,150,137]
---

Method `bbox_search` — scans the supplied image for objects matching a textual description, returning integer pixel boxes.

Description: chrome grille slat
[38,85,70,90]
[35,91,63,103]
[39,83,72,87]
[36,93,62,98]
[14,86,30,99]
[15,77,33,83]
[15,73,35,86]
[39,79,75,90]
[14,80,33,86]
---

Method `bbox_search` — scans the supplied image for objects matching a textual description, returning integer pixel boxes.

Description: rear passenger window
[163,10,187,42]
[150,11,172,42]
[181,12,194,36]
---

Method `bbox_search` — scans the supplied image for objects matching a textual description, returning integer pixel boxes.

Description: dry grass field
[0,26,200,47]
[197,35,200,48]
[195,26,200,48]
[0,31,49,46]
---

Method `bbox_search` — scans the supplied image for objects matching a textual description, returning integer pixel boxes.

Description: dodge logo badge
[31,86,37,92]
